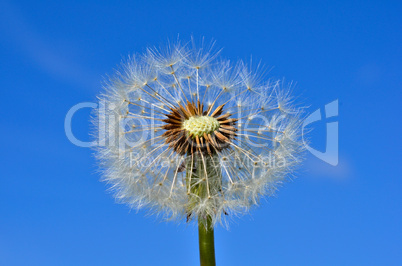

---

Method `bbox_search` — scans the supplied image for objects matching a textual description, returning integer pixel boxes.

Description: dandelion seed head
[94,39,306,227]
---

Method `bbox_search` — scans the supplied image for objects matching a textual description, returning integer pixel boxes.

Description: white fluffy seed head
[94,39,306,228]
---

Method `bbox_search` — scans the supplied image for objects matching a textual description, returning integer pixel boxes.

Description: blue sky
[0,0,401,265]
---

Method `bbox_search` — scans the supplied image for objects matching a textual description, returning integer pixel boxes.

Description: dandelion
[94,38,305,265]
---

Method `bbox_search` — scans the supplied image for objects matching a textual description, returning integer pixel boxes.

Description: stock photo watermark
[65,99,339,166]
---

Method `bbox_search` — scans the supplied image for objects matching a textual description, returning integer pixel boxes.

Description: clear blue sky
[0,0,401,265]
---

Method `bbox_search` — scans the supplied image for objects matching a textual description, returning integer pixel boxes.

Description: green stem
[198,215,216,266]
[186,153,219,266]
